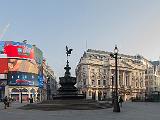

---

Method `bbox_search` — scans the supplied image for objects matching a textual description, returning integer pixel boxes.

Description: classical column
[95,90,98,101]
[123,72,126,87]
[5,85,9,97]
[86,90,92,99]
[129,72,132,86]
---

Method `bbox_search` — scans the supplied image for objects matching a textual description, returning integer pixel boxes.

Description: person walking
[119,96,124,107]
[3,96,8,109]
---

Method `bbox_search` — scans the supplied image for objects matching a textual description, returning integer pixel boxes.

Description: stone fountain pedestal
[54,60,84,99]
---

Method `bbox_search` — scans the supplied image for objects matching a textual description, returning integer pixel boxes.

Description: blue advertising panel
[38,65,44,88]
[38,75,43,88]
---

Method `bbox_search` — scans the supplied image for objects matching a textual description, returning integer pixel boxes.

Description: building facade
[76,49,149,101]
[42,59,57,100]
[0,40,57,102]
[145,61,160,94]
[0,41,44,102]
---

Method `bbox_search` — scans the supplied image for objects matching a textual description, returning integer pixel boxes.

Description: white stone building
[76,49,149,101]
[145,61,160,94]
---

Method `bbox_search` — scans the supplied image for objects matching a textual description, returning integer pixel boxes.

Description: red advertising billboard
[4,44,34,59]
[0,58,8,73]
[8,59,38,74]
[0,41,43,65]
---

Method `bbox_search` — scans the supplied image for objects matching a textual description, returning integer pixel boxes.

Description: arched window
[30,88,35,93]
[11,88,19,92]
[21,88,28,92]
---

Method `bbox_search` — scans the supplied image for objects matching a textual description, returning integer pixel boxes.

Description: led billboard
[0,41,5,54]
[0,41,34,59]
[38,65,43,88]
[33,46,43,65]
[0,74,7,79]
[8,59,38,74]
[0,41,43,65]
[0,58,8,73]
[4,44,34,59]
[8,71,38,86]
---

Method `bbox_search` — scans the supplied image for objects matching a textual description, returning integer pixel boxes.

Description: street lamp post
[19,83,23,103]
[110,45,120,112]
[20,89,22,103]
[111,75,114,105]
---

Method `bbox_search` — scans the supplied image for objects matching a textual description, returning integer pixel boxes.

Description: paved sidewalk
[0,101,160,120]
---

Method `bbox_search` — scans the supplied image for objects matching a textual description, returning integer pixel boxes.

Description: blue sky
[1,0,160,78]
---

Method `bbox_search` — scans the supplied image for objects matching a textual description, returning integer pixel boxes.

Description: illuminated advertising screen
[34,46,43,65]
[0,74,7,79]
[38,65,43,88]
[38,75,43,88]
[0,58,8,73]
[8,71,38,86]
[0,41,5,54]
[0,41,43,64]
[4,42,34,59]
[8,58,38,74]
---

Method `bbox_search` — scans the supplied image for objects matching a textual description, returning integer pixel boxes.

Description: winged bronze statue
[66,46,73,57]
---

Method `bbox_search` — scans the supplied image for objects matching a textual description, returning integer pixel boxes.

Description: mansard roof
[151,61,160,66]
[86,49,137,59]
[150,61,160,72]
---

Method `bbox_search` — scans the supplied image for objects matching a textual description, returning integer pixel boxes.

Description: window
[140,81,143,87]
[103,80,106,85]
[83,81,86,85]
[98,80,100,85]
[92,80,95,85]
[91,75,95,78]
[145,70,147,74]
[126,75,129,86]
[83,79,86,85]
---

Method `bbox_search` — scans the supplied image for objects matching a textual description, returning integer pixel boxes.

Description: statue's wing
[66,46,68,52]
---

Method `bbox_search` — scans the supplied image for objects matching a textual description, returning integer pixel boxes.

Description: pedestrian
[3,96,8,109]
[119,96,124,107]
[37,96,39,102]
[29,96,33,103]
[8,97,12,107]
